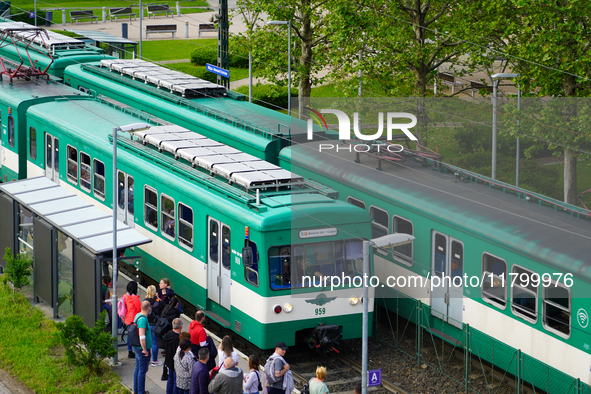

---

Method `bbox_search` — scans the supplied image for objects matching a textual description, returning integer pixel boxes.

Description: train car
[279,140,591,385]
[5,26,591,387]
[0,77,375,350]
[0,21,111,79]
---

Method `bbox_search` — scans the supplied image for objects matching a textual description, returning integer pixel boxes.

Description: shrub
[2,247,32,300]
[190,44,250,68]
[56,311,117,374]
[235,84,298,110]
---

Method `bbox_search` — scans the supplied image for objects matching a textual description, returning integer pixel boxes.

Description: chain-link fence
[376,289,591,394]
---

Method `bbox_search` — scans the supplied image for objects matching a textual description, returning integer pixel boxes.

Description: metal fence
[376,290,591,394]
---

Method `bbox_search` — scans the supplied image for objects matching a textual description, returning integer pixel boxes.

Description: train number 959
[315,308,326,315]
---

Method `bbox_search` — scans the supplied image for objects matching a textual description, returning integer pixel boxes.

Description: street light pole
[492,79,498,180]
[491,73,519,181]
[111,123,151,365]
[361,234,415,394]
[516,85,521,187]
[267,20,292,116]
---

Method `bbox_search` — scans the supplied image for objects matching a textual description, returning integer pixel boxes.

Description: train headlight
[349,297,359,306]
[284,303,293,313]
[273,305,282,314]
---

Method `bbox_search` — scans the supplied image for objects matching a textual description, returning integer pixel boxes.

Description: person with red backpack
[123,281,141,359]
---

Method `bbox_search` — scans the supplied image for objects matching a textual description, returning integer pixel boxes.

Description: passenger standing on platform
[101,275,112,324]
[189,310,207,354]
[354,383,361,394]
[158,297,182,351]
[175,338,196,394]
[208,357,243,394]
[133,300,152,394]
[308,367,329,394]
[190,348,210,394]
[158,278,176,305]
[243,355,261,394]
[144,285,162,367]
[163,318,183,392]
[264,342,290,394]
[218,336,239,371]
[125,281,141,359]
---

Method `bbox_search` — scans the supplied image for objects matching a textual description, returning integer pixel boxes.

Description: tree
[484,0,591,205]
[2,247,33,301]
[236,0,332,118]
[327,0,472,146]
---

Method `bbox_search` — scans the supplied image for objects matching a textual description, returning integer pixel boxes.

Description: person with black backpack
[157,297,181,350]
[144,285,162,367]
[243,355,262,394]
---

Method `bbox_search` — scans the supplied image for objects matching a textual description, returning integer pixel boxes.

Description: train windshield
[269,240,363,290]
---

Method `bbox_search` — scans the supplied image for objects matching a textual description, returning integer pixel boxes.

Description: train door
[430,231,463,328]
[117,171,135,226]
[207,217,232,310]
[45,133,59,183]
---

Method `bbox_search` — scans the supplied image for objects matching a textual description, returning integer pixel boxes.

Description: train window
[222,225,231,269]
[543,282,570,338]
[93,159,105,200]
[161,194,175,240]
[511,265,538,323]
[209,221,219,262]
[481,253,507,309]
[30,127,37,160]
[370,206,389,255]
[268,240,363,290]
[7,116,14,147]
[178,203,193,250]
[245,239,259,287]
[347,196,366,210]
[80,152,91,191]
[392,216,413,264]
[66,145,78,185]
[144,187,158,230]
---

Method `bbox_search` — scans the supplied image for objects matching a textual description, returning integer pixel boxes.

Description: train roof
[281,141,591,280]
[25,100,371,231]
[0,78,87,106]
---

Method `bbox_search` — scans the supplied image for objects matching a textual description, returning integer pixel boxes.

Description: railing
[376,288,591,394]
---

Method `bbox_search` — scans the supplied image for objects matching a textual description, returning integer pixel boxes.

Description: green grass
[0,281,128,393]
[141,39,216,62]
[9,0,209,25]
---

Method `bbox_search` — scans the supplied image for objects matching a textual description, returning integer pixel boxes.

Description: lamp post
[362,233,415,394]
[112,123,151,365]
[267,20,291,116]
[491,73,519,180]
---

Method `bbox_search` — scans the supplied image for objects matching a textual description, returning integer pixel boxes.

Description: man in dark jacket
[208,357,243,394]
[163,318,182,393]
[190,348,210,394]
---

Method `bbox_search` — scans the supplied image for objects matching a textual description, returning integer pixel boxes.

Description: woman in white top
[243,355,261,394]
[218,335,240,371]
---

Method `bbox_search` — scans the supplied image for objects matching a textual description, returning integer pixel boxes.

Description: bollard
[102,7,106,23]
[122,23,128,39]
[176,1,181,17]
[45,11,52,26]
[62,9,66,26]
[185,21,188,38]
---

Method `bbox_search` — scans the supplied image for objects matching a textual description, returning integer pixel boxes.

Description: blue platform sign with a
[206,63,229,78]
[368,369,381,387]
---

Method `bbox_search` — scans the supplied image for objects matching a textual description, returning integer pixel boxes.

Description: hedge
[234,84,298,110]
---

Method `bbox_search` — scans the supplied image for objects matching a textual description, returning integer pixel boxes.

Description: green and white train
[0,77,374,349]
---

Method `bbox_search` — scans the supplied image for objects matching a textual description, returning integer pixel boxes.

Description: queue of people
[123,278,333,394]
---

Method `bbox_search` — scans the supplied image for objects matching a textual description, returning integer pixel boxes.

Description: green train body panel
[1,80,374,349]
